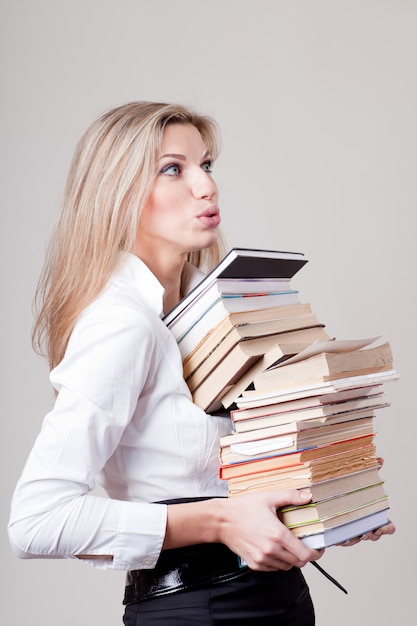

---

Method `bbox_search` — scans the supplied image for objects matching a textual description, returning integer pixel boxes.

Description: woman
[8,102,394,625]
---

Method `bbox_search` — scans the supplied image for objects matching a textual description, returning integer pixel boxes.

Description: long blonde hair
[33,101,226,369]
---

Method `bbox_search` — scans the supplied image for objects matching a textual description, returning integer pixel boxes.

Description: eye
[160,163,181,176]
[201,160,213,173]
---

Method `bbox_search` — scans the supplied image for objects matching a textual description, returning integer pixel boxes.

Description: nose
[192,168,218,201]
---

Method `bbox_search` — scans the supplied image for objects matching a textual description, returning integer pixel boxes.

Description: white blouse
[8,253,231,571]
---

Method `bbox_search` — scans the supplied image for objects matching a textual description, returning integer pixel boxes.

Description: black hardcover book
[163,247,308,326]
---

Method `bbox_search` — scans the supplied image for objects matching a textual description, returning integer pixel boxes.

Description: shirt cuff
[112,501,167,571]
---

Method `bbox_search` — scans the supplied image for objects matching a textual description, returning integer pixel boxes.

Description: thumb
[268,488,312,510]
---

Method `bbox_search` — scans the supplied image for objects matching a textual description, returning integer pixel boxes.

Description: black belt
[124,542,249,604]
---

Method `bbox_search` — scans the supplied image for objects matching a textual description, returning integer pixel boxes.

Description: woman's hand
[337,520,396,547]
[216,489,324,571]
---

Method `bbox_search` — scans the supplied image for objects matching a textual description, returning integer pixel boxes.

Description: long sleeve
[8,298,168,570]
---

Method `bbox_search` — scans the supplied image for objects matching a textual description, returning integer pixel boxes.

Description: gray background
[1,1,416,624]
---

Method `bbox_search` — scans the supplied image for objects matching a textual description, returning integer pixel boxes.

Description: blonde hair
[33,101,226,369]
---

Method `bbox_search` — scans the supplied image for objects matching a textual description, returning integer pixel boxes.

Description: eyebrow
[160,153,186,161]
[160,150,211,161]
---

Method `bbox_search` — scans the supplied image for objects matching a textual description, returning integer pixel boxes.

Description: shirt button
[142,558,153,566]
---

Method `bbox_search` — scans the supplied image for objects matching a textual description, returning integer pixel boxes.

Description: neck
[162,274,184,315]
[132,247,187,313]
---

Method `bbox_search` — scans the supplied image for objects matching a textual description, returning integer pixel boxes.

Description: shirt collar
[114,253,205,318]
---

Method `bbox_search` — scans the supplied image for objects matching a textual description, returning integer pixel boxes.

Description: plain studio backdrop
[1,1,416,624]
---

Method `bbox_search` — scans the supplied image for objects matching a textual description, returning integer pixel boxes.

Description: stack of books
[164,248,398,549]
[218,338,397,548]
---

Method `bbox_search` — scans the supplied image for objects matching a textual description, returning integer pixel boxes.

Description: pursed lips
[197,205,221,227]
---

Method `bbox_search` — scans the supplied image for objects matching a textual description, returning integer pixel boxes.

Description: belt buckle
[238,556,247,568]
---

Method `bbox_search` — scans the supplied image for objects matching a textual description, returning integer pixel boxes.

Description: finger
[241,545,296,572]
[249,546,313,572]
[251,557,295,572]
[275,527,324,564]
[367,521,396,539]
[338,521,396,546]
[338,537,362,547]
[267,488,313,511]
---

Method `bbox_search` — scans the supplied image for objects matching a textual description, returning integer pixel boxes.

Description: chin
[182,228,220,255]
[201,231,220,249]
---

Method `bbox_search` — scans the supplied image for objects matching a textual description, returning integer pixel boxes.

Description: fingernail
[300,490,312,500]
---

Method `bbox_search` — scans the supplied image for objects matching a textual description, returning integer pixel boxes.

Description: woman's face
[134,123,220,261]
